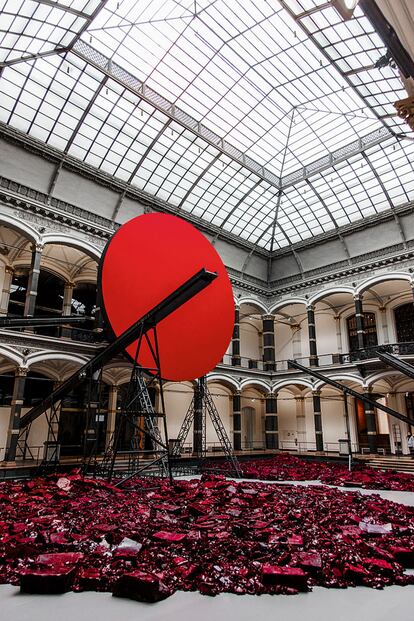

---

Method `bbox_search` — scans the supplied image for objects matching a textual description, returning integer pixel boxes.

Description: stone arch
[240,378,271,392]
[12,258,71,284]
[308,286,355,306]
[0,346,24,367]
[269,298,307,314]
[366,370,407,388]
[356,273,412,296]
[237,297,268,313]
[313,374,365,391]
[272,378,314,393]
[207,373,240,392]
[0,213,40,245]
[41,234,102,261]
[26,351,88,368]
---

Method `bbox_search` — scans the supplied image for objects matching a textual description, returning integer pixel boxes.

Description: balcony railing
[347,342,414,362]
[219,342,414,372]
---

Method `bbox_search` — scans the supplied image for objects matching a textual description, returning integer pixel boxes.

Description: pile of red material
[214,454,414,491]
[1,472,414,601]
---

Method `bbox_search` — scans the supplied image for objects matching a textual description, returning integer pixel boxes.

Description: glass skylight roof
[0,0,102,66]
[0,0,413,251]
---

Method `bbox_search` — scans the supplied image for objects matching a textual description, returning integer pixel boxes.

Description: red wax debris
[389,546,414,567]
[0,470,412,601]
[112,571,174,602]
[297,552,323,571]
[262,565,308,591]
[20,566,76,594]
[213,454,414,492]
[153,531,187,542]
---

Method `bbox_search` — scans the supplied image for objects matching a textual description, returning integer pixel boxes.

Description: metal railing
[219,343,414,372]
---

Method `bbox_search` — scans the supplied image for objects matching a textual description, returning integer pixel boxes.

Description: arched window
[347,312,377,351]
[394,303,414,343]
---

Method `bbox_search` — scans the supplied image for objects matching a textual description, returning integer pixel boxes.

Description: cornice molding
[0,123,270,259]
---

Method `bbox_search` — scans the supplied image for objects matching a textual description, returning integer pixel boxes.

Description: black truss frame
[14,268,217,468]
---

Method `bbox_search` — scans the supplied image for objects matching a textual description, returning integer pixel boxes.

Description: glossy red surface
[100,213,234,381]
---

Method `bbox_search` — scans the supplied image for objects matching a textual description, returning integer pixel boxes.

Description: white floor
[2,480,414,621]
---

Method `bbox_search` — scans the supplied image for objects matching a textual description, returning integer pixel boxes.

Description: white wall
[240,388,264,447]
[240,321,261,361]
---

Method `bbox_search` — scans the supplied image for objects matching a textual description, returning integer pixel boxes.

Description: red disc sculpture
[99,213,235,382]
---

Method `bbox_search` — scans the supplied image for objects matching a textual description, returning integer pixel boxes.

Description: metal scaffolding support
[98,322,171,485]
[14,268,217,466]
[171,376,242,478]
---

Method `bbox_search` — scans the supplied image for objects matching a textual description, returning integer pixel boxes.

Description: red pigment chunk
[112,571,174,603]
[36,552,84,566]
[297,552,323,571]
[364,558,394,574]
[389,547,414,567]
[20,566,76,594]
[262,565,308,591]
[153,531,186,542]
[343,563,369,584]
[76,567,102,591]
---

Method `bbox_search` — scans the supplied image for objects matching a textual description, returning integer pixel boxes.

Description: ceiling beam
[71,40,282,192]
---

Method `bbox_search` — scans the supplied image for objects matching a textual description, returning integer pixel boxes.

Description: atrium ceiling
[0,0,413,251]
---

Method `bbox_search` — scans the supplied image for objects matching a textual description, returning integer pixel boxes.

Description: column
[106,385,118,449]
[262,315,276,371]
[334,315,343,353]
[0,266,14,316]
[397,392,411,455]
[4,367,28,462]
[307,305,318,366]
[231,306,241,366]
[353,295,365,350]
[24,243,43,317]
[291,324,302,359]
[265,393,278,449]
[61,281,74,338]
[232,391,242,451]
[295,396,306,450]
[193,377,204,455]
[312,390,324,451]
[380,307,389,344]
[363,388,377,453]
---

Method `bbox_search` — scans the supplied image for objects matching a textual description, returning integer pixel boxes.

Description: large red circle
[99,213,235,382]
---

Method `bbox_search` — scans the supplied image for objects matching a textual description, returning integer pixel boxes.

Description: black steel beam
[20,268,217,429]
[0,316,93,327]
[376,350,414,381]
[288,359,412,426]
[360,0,414,79]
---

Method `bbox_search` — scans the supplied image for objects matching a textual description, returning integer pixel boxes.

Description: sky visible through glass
[0,0,413,250]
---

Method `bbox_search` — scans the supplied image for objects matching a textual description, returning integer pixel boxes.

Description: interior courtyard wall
[239,321,261,361]
[240,387,264,448]
[162,382,194,444]
[313,309,338,358]
[275,389,298,450]
[0,407,9,459]
[205,382,232,447]
[317,389,349,449]
[274,321,294,364]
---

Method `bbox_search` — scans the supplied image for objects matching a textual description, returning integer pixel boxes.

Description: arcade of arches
[1,221,414,462]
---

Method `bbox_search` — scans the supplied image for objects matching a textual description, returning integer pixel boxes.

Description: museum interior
[0,0,414,617]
